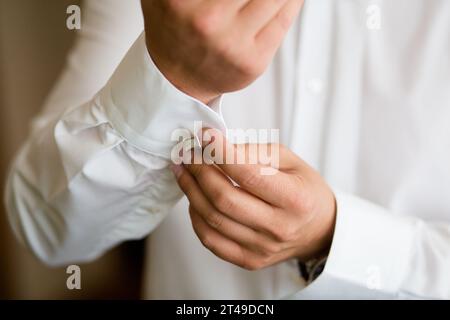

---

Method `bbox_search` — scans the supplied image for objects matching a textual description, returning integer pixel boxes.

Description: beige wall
[0,0,143,299]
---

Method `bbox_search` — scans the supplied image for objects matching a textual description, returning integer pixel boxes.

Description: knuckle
[285,182,309,209]
[271,222,297,242]
[286,192,302,209]
[205,210,224,229]
[199,233,213,250]
[191,7,221,37]
[290,188,314,214]
[241,170,262,189]
[243,258,265,271]
[276,9,292,32]
[300,196,315,215]
[214,190,235,213]
[238,57,265,79]
[235,248,248,269]
[261,241,282,256]
[282,224,299,242]
[189,164,204,180]
[215,36,235,59]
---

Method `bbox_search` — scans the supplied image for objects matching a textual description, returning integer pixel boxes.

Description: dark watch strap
[298,256,328,284]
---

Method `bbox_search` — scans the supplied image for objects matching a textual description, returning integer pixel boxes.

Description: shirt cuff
[322,192,417,295]
[99,32,227,159]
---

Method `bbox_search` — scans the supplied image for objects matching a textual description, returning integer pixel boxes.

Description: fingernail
[170,164,183,179]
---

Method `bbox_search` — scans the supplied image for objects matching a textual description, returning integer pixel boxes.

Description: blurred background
[0,0,144,299]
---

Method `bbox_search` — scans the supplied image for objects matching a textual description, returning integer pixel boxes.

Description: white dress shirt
[5,0,450,299]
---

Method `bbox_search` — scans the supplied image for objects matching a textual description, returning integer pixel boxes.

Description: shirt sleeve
[290,192,450,299]
[4,23,226,265]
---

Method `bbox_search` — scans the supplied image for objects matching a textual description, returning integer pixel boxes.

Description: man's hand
[141,0,304,103]
[171,129,336,270]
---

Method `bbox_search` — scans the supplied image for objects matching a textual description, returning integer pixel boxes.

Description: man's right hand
[141,0,304,104]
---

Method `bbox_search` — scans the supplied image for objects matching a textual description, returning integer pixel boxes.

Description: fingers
[190,0,252,31]
[189,207,249,268]
[255,0,304,53]
[238,0,290,34]
[201,0,251,13]
[201,129,301,207]
[189,205,282,256]
[174,163,290,263]
[189,206,275,270]
[176,161,277,235]
[236,143,300,171]
[183,161,277,233]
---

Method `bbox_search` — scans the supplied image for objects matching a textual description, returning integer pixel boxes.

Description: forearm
[5,100,181,265]
[5,33,226,266]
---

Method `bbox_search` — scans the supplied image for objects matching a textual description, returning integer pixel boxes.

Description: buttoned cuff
[289,192,417,299]
[99,32,227,159]
[323,192,417,295]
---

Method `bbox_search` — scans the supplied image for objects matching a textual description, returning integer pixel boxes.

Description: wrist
[297,191,336,262]
[145,38,220,105]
